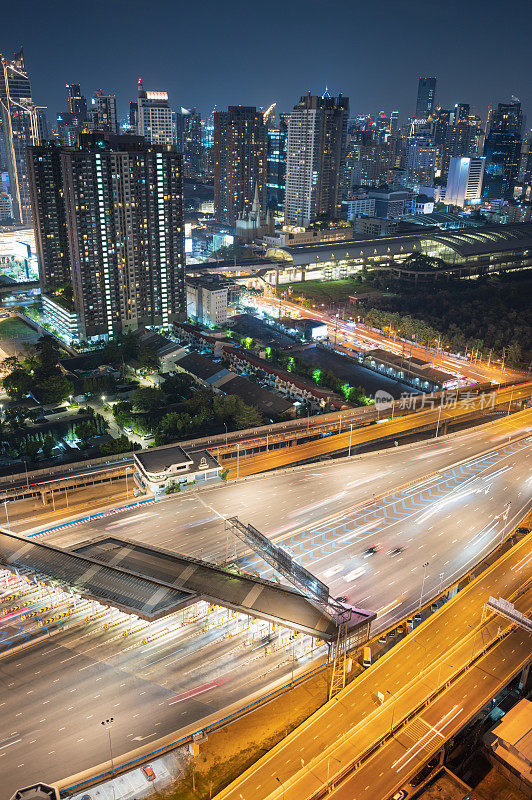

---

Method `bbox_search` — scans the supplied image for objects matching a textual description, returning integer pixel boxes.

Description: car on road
[363,544,382,557]
[392,791,407,800]
[516,527,529,534]
[141,764,156,781]
[389,546,405,556]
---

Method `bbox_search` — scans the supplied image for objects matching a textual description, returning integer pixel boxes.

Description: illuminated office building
[89,91,118,134]
[482,100,523,200]
[135,79,176,145]
[267,114,287,212]
[445,156,485,207]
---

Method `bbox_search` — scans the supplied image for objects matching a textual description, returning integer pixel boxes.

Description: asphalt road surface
[253,295,528,385]
[2,409,531,794]
[214,534,532,800]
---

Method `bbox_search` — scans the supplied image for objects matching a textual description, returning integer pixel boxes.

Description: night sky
[4,0,532,127]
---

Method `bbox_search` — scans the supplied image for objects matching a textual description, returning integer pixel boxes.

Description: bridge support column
[519,663,531,693]
[448,584,458,599]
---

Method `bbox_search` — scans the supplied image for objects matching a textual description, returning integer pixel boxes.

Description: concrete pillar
[519,663,531,693]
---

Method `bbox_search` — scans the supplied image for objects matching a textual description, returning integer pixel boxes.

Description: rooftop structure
[264,222,532,284]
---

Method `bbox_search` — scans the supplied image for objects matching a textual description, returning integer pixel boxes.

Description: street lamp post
[4,499,10,528]
[101,717,115,775]
[418,562,429,614]
[435,399,443,439]
[224,422,228,446]
[348,423,353,458]
[236,442,240,480]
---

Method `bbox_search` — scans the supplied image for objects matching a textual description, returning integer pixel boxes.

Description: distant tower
[0,47,47,223]
[136,79,176,145]
[482,100,523,200]
[415,77,437,118]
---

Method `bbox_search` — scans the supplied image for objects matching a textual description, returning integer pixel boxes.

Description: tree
[3,368,34,399]
[162,373,195,399]
[507,342,522,367]
[131,386,166,412]
[40,434,56,460]
[36,375,74,404]
[75,420,99,447]
[0,356,21,377]
[118,330,139,360]
[34,335,62,372]
[138,346,159,371]
[22,439,41,461]
[154,412,191,446]
[113,401,134,429]
[99,435,138,456]
[101,340,122,365]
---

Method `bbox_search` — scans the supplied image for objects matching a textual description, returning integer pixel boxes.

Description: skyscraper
[66,84,87,120]
[181,107,203,179]
[405,136,436,188]
[136,80,176,145]
[89,91,118,134]
[27,133,185,342]
[266,114,287,213]
[433,105,481,178]
[213,105,267,225]
[415,77,437,118]
[284,91,349,226]
[445,156,485,207]
[26,140,71,290]
[0,47,47,223]
[482,100,523,200]
[57,83,88,145]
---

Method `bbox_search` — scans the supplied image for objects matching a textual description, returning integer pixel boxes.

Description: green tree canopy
[131,386,166,412]
[3,368,34,399]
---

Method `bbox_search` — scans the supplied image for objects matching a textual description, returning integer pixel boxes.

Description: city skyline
[3,0,532,128]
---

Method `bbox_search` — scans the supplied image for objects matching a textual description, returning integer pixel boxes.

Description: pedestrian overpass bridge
[0,527,374,643]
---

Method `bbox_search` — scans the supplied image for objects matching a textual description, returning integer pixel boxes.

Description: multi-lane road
[2,409,531,794]
[252,295,528,385]
[215,532,532,800]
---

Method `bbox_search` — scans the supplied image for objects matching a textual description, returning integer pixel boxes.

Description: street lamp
[348,423,353,458]
[236,442,240,480]
[418,562,429,615]
[101,395,106,405]
[224,422,228,446]
[101,717,115,775]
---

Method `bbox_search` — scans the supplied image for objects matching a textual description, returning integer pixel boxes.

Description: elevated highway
[213,532,532,800]
[1,411,530,795]
[1,382,530,501]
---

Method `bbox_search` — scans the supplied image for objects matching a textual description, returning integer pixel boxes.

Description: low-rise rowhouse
[484,698,532,797]
[225,346,344,410]
[134,444,221,494]
[363,348,457,391]
[173,350,297,419]
[171,322,345,410]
